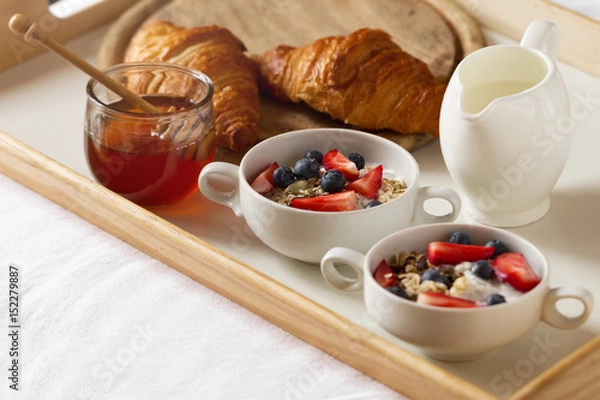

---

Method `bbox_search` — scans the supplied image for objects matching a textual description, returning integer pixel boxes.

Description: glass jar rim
[86,61,214,119]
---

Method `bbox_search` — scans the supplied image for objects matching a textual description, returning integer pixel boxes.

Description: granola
[373,231,541,307]
[250,149,407,211]
[265,166,406,207]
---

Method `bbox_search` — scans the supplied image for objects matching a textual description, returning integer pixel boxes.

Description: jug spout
[458,78,540,119]
[455,20,559,119]
[452,20,557,119]
[456,55,550,118]
[457,88,486,121]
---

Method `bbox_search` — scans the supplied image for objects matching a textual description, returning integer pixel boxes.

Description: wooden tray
[0,0,137,71]
[2,1,599,399]
[2,127,600,400]
[452,0,600,77]
[95,0,487,162]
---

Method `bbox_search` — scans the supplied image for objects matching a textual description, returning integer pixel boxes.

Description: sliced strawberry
[290,191,358,212]
[427,241,495,266]
[345,164,383,199]
[417,292,480,308]
[322,149,360,181]
[250,162,279,194]
[373,259,397,287]
[492,252,541,292]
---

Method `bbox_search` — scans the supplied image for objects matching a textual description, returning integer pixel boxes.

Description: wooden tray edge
[0,129,497,400]
[452,0,600,77]
[509,335,600,400]
[0,0,138,72]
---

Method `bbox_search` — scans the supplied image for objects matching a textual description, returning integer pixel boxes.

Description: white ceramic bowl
[199,128,462,264]
[321,223,594,361]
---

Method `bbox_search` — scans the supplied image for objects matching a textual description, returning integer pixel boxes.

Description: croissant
[125,20,260,151]
[253,28,446,137]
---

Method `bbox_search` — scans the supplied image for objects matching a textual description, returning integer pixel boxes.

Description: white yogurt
[450,262,522,303]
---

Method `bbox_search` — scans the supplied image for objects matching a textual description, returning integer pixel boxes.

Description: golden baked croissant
[125,20,260,151]
[253,28,446,137]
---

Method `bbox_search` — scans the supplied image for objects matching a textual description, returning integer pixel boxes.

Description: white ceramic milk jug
[440,20,571,227]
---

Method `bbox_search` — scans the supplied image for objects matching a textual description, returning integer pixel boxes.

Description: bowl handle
[542,286,595,329]
[320,247,366,293]
[198,162,242,216]
[412,185,462,225]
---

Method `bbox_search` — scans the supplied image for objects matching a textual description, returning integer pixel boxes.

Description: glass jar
[85,62,214,207]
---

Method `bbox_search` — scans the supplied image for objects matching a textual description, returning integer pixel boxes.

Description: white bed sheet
[2,1,600,399]
[0,174,404,400]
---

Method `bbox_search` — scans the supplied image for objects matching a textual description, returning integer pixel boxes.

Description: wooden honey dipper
[9,13,161,114]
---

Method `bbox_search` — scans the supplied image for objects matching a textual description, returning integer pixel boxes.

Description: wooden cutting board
[97,0,484,163]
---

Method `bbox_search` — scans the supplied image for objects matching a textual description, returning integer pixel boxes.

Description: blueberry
[485,293,506,306]
[485,239,509,257]
[304,150,323,164]
[387,285,409,300]
[320,170,345,193]
[365,201,382,208]
[420,269,450,287]
[448,231,471,245]
[471,260,495,280]
[293,158,320,180]
[272,166,295,188]
[347,152,365,170]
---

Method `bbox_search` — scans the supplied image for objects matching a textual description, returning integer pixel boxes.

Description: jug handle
[520,20,559,60]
